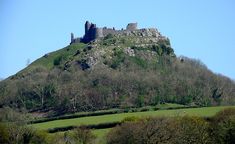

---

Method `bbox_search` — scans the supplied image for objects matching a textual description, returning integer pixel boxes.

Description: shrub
[47,128,96,144]
[72,127,95,144]
[106,122,140,144]
[53,56,63,66]
[107,117,176,144]
[139,106,152,112]
[104,33,114,40]
[1,123,37,144]
[121,116,140,123]
[129,57,148,68]
[0,123,9,144]
[210,108,235,144]
[212,108,235,122]
[137,95,145,107]
[110,51,125,69]
[29,130,48,144]
[102,34,116,45]
[107,116,212,144]
[173,116,211,144]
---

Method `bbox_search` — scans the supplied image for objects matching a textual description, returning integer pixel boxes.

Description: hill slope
[0,26,235,115]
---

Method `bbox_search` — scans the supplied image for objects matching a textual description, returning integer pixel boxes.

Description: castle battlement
[70,21,165,44]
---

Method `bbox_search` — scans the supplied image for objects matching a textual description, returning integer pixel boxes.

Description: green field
[92,128,111,144]
[31,106,235,130]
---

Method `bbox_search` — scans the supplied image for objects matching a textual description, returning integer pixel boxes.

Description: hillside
[0,21,235,116]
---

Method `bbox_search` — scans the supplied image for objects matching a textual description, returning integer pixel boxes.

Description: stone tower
[82,21,99,43]
[126,23,137,31]
[85,21,91,34]
[71,33,74,43]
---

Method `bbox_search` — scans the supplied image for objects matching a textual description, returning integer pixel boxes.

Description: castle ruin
[70,21,166,44]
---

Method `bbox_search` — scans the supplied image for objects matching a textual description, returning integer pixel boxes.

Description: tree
[210,108,235,144]
[0,123,9,144]
[73,128,95,144]
[137,95,144,107]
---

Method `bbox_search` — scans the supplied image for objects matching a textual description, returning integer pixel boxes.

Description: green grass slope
[31,106,235,130]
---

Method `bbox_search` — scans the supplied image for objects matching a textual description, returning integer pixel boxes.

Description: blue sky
[0,0,235,80]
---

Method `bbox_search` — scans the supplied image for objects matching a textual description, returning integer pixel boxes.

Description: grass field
[92,128,111,144]
[31,106,235,130]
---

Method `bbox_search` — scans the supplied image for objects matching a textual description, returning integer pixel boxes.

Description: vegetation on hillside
[106,108,235,144]
[0,107,234,144]
[0,34,235,115]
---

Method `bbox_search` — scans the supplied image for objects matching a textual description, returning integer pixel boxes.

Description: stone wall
[70,21,166,44]
[96,28,103,38]
[126,23,137,31]
[102,28,117,36]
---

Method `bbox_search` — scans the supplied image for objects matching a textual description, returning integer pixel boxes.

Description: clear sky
[0,0,235,80]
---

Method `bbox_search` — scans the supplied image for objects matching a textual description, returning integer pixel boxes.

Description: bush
[104,34,114,40]
[212,108,235,122]
[173,116,211,144]
[53,56,63,66]
[29,130,48,144]
[129,57,148,68]
[121,116,140,123]
[107,117,175,144]
[0,107,31,123]
[139,106,152,112]
[0,123,37,144]
[0,123,9,144]
[106,121,140,144]
[210,108,235,144]
[44,128,96,144]
[107,116,212,144]
[110,50,125,69]
[73,128,95,144]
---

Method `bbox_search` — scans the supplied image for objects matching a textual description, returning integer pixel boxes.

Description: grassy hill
[0,25,235,144]
[0,30,235,116]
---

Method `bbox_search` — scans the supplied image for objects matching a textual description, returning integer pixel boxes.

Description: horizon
[1,0,235,80]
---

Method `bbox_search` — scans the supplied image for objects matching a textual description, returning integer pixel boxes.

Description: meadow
[31,105,235,130]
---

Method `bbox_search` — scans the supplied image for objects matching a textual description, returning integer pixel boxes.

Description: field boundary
[47,121,121,133]
[30,105,195,124]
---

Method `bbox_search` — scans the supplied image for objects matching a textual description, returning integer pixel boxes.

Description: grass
[92,128,111,138]
[31,106,235,130]
[20,43,86,73]
[92,128,111,144]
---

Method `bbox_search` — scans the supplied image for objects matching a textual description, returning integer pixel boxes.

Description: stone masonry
[70,21,167,44]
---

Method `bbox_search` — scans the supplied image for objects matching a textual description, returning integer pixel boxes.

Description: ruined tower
[70,33,74,43]
[82,21,105,43]
[126,23,137,31]
[85,21,91,34]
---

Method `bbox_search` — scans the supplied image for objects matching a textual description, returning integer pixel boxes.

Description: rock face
[70,21,168,44]
[124,47,135,56]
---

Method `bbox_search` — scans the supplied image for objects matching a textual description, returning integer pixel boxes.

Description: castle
[70,21,165,44]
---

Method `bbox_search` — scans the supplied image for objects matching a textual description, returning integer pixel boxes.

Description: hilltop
[0,21,234,116]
